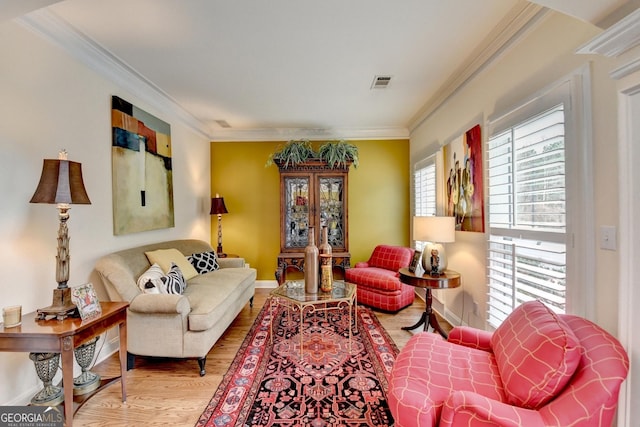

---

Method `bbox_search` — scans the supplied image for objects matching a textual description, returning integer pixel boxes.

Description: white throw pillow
[137,263,166,294]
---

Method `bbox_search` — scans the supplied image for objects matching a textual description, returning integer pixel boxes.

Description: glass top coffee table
[269,280,357,356]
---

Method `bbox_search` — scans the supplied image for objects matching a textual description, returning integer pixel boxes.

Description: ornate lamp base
[36,287,77,320]
[73,337,101,395]
[29,352,64,406]
[422,243,448,276]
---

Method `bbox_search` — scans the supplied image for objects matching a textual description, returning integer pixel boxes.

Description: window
[413,157,436,250]
[485,71,594,329]
[487,104,567,327]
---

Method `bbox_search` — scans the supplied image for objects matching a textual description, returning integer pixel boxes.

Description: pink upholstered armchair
[389,300,629,427]
[345,244,415,312]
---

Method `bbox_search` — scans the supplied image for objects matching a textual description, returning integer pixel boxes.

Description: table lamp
[413,216,455,276]
[210,194,229,257]
[30,150,91,320]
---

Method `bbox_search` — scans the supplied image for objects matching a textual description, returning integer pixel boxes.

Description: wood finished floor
[73,288,451,426]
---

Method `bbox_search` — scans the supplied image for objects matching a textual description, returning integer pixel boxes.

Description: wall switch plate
[472,300,479,316]
[600,226,617,251]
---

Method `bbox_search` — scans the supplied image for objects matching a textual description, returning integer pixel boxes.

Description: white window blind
[487,103,567,328]
[414,160,436,217]
[414,158,436,250]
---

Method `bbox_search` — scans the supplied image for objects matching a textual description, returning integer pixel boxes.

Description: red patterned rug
[195,301,399,427]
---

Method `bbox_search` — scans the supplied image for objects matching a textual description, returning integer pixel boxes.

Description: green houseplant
[317,140,359,169]
[266,139,316,168]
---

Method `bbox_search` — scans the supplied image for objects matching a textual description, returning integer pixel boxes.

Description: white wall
[410,12,622,333]
[0,20,211,404]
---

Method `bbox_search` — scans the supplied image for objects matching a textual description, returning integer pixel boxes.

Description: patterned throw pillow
[161,263,187,295]
[188,251,219,274]
[137,263,166,294]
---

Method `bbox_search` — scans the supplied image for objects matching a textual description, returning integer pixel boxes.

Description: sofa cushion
[367,245,414,271]
[161,263,187,295]
[136,263,166,294]
[491,300,582,409]
[185,267,257,331]
[145,248,199,280]
[188,251,219,274]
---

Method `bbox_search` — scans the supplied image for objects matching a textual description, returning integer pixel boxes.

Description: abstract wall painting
[443,124,485,232]
[111,96,174,235]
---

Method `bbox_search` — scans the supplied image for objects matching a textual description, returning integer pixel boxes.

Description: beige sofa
[95,239,256,376]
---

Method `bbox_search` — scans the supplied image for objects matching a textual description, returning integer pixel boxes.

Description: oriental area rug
[195,301,399,427]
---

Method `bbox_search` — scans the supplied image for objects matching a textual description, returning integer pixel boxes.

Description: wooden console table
[0,301,128,427]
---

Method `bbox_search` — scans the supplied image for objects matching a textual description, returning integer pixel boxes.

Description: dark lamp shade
[30,159,91,205]
[210,197,228,215]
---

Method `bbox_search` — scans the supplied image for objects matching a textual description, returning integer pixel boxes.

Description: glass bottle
[319,226,333,292]
[304,227,319,293]
[319,226,332,256]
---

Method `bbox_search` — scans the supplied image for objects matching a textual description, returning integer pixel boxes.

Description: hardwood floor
[73,288,451,426]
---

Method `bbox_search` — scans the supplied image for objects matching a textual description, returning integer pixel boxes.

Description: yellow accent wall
[211,139,410,280]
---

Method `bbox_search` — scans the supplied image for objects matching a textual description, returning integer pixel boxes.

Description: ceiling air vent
[215,120,231,128]
[371,75,392,89]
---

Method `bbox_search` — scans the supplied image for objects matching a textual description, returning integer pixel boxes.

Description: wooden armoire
[275,159,351,284]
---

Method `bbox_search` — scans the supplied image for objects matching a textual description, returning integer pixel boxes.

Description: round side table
[398,267,461,338]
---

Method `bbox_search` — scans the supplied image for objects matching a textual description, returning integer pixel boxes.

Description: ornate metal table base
[73,337,101,395]
[29,352,64,406]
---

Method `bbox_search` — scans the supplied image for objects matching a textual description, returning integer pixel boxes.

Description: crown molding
[16,9,411,143]
[210,126,410,142]
[17,9,213,140]
[576,8,640,58]
[408,3,547,132]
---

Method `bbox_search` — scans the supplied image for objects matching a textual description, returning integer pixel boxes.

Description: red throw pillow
[491,300,582,409]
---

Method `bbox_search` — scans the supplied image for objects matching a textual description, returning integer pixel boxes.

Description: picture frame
[71,283,102,321]
[408,249,422,273]
[443,124,485,232]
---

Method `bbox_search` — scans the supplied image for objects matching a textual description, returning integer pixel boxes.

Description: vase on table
[304,227,319,293]
[319,226,333,292]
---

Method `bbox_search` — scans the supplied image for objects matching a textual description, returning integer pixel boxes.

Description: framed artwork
[408,250,422,273]
[111,96,174,235]
[71,283,102,321]
[443,124,485,232]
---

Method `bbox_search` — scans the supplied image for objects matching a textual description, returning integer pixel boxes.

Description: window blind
[487,104,567,328]
[414,158,436,250]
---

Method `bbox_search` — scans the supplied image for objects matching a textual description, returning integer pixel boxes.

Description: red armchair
[345,244,415,312]
[388,300,629,427]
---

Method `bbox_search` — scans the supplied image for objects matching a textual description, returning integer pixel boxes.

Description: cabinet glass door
[284,176,310,249]
[319,176,345,249]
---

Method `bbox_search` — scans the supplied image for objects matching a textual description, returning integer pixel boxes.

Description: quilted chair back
[366,244,414,272]
[536,314,630,426]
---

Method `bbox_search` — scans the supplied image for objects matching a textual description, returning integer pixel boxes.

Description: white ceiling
[4,0,631,139]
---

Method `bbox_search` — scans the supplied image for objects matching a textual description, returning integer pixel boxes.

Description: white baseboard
[255,280,278,289]
[6,385,40,406]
